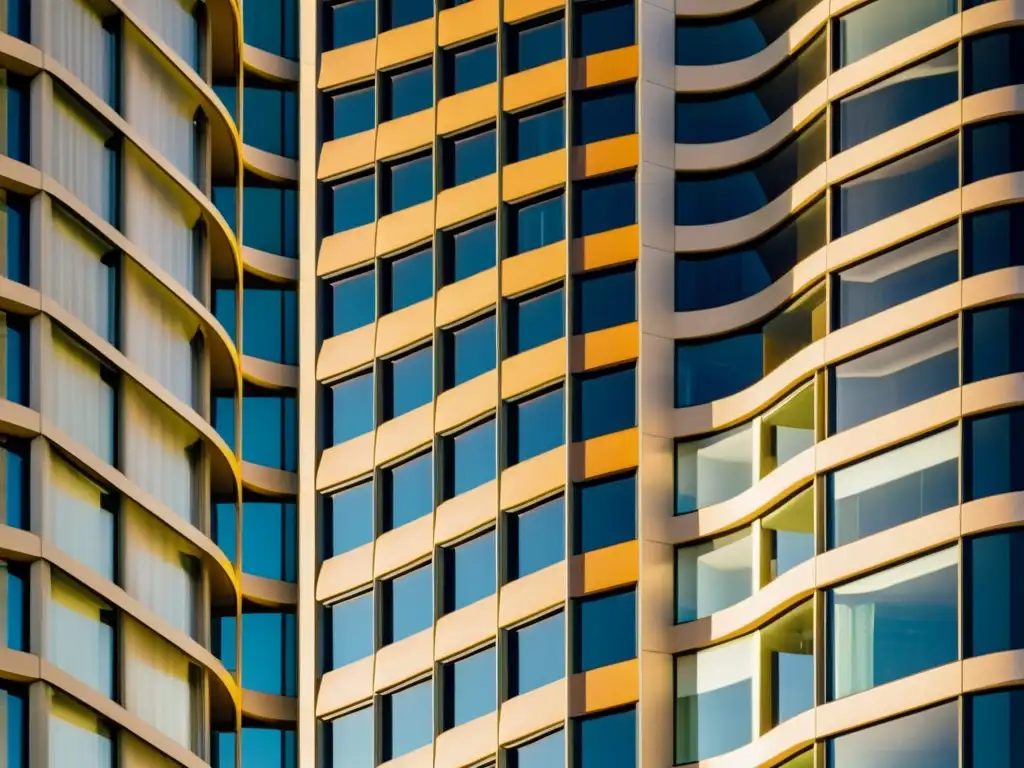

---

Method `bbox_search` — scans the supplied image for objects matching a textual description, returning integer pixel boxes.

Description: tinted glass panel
[443,531,495,612]
[965,204,1024,277]
[327,482,374,557]
[383,63,433,120]
[575,473,636,554]
[244,0,298,58]
[242,392,298,471]
[835,0,956,68]
[966,28,1024,97]
[574,0,634,57]
[574,266,635,334]
[384,452,433,530]
[384,346,433,419]
[447,42,496,94]
[675,332,761,408]
[0,684,26,768]
[382,565,433,644]
[444,418,496,498]
[1,194,29,285]
[674,0,818,66]
[238,727,297,768]
[966,116,1024,184]
[243,500,297,582]
[445,220,496,284]
[443,314,496,389]
[508,731,564,768]
[381,681,432,760]
[507,286,564,356]
[512,194,565,254]
[826,701,957,767]
[575,174,635,237]
[241,611,297,695]
[508,612,565,697]
[575,708,636,768]
[328,592,373,668]
[4,75,30,163]
[446,129,496,188]
[574,589,636,672]
[964,409,1024,502]
[509,105,565,162]
[331,372,375,444]
[508,16,565,74]
[384,154,433,213]
[330,175,375,233]
[244,83,298,158]
[575,85,635,145]
[244,286,298,364]
[442,647,496,728]
[384,248,433,313]
[509,387,565,465]
[328,0,375,49]
[966,302,1024,383]
[383,0,432,29]
[968,690,1024,767]
[244,185,298,257]
[966,531,1024,658]
[574,366,636,441]
[1,440,28,530]
[329,269,375,336]
[330,85,375,139]
[507,497,564,580]
[676,529,753,622]
[328,707,374,768]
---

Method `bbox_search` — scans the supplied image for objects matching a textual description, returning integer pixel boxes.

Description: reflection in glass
[382,564,433,644]
[575,84,635,145]
[381,680,433,760]
[512,193,565,254]
[765,602,814,726]
[328,706,374,768]
[507,286,564,355]
[966,302,1024,383]
[444,418,496,498]
[442,646,496,728]
[826,701,957,767]
[965,116,1024,184]
[327,591,373,669]
[574,265,636,335]
[761,382,815,476]
[445,219,495,285]
[573,0,634,57]
[509,730,564,768]
[508,16,564,74]
[443,530,496,612]
[383,345,432,420]
[676,528,752,623]
[508,387,564,465]
[965,27,1024,96]
[327,481,374,556]
[574,472,636,554]
[446,128,496,188]
[507,496,564,580]
[384,452,432,531]
[674,0,818,66]
[443,314,496,389]
[965,409,1024,502]
[835,0,956,68]
[575,707,636,768]
[763,489,814,581]
[574,589,636,673]
[573,365,636,441]
[676,423,754,515]
[510,104,565,162]
[968,689,1024,767]
[965,530,1024,658]
[574,173,635,237]
[508,612,565,697]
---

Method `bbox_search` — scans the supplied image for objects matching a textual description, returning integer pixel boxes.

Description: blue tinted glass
[331,372,375,444]
[331,175,375,233]
[5,76,29,163]
[444,531,495,612]
[509,612,565,696]
[244,84,298,158]
[382,680,433,760]
[574,85,635,145]
[509,731,565,768]
[386,346,432,419]
[4,565,26,651]
[510,388,564,464]
[574,266,635,334]
[386,154,432,213]
[385,452,433,530]
[827,702,957,767]
[447,419,496,497]
[966,531,1024,658]
[574,366,635,441]
[575,473,635,554]
[675,0,816,66]
[243,500,297,582]
[576,708,636,768]
[384,0,432,29]
[966,28,1024,96]
[448,129,496,187]
[513,194,565,254]
[385,63,433,120]
[331,86,376,139]
[574,589,636,672]
[243,186,298,258]
[448,220,496,283]
[3,317,26,405]
[330,707,374,768]
[969,690,1024,768]
[1,685,26,768]
[213,186,237,233]
[511,105,565,162]
[965,204,1024,277]
[214,85,238,122]
[214,395,236,451]
[508,287,564,355]
[212,731,235,768]
[836,0,955,68]
[510,17,565,73]
[966,117,1024,184]
[966,303,1024,384]
[1,441,27,530]
[240,727,297,768]
[244,0,298,59]
[449,42,497,94]
[443,647,496,728]
[214,288,237,342]
[329,0,375,49]
[384,564,433,644]
[241,611,297,695]
[329,591,373,668]
[675,332,762,408]
[327,482,374,556]
[4,0,29,42]
[508,497,564,580]
[574,0,634,57]
[386,248,433,313]
[244,287,298,364]
[214,615,236,670]
[445,315,496,388]
[2,194,29,285]
[837,135,958,236]
[965,410,1024,501]
[575,174,635,237]
[213,502,236,563]
[242,393,298,470]
[330,269,375,336]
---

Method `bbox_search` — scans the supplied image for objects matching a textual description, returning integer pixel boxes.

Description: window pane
[508,496,564,580]
[508,731,564,768]
[328,591,373,668]
[1,193,29,285]
[965,530,1024,658]
[835,0,956,68]
[447,42,496,94]
[244,0,298,59]
[241,611,297,695]
[443,315,496,389]
[676,422,753,514]
[573,589,636,673]
[764,490,814,581]
[327,481,374,557]
[382,680,433,760]
[385,154,433,213]
[1,438,28,530]
[676,528,752,623]
[508,16,564,74]
[575,84,634,145]
[507,286,564,356]
[965,409,1024,501]
[244,286,298,364]
[442,646,496,728]
[965,116,1024,184]
[575,708,636,768]
[765,602,814,726]
[330,85,375,139]
[239,727,297,768]
[445,219,496,284]
[573,366,636,441]
[330,174,375,233]
[329,269,375,336]
[0,684,26,768]
[512,194,565,255]
[575,472,635,554]
[384,247,433,313]
[384,346,433,419]
[674,0,817,66]
[574,0,634,57]
[383,0,433,29]
[443,530,496,613]
[328,0,375,49]
[968,690,1024,767]
[446,128,496,187]
[574,266,635,334]
[444,418,496,498]
[965,204,1024,277]
[49,694,114,768]
[244,83,298,159]
[329,707,374,768]
[383,63,433,120]
[2,561,26,651]
[966,302,1024,383]
[242,392,298,470]
[826,701,957,767]
[575,174,635,237]
[383,564,433,644]
[509,387,564,465]
[49,574,114,697]
[509,104,565,162]
[966,27,1024,96]
[384,452,433,530]
[331,372,375,444]
[244,185,298,258]
[508,612,564,697]
[243,499,298,582]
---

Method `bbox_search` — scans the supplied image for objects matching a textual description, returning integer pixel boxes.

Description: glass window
[442,646,496,729]
[243,82,298,159]
[676,528,753,623]
[836,48,957,153]
[508,387,564,465]
[444,128,496,188]
[327,268,375,336]
[243,284,298,364]
[239,726,297,768]
[966,27,1024,96]
[1,312,27,406]
[827,428,958,550]
[326,481,374,557]
[241,610,297,695]
[243,499,297,582]
[573,365,636,441]
[329,84,375,140]
[965,409,1024,501]
[329,174,375,233]
[243,184,298,258]
[1,437,29,530]
[383,452,433,531]
[445,40,497,95]
[2,0,29,42]
[511,193,565,255]
[382,153,433,214]
[676,32,825,145]
[968,690,1024,767]
[383,247,433,314]
[329,371,375,445]
[382,564,433,644]
[49,694,114,768]
[508,103,565,162]
[381,680,433,760]
[382,0,432,29]
[835,134,958,236]
[676,116,825,226]
[826,701,957,767]
[965,530,1024,658]
[244,0,298,59]
[443,219,496,285]
[965,204,1024,277]
[49,573,115,696]
[827,547,958,700]
[575,707,636,768]
[508,612,565,697]
[508,15,564,74]
[0,683,26,768]
[327,0,375,50]
[674,0,818,66]
[573,588,636,673]
[675,197,826,312]
[327,707,374,768]
[764,603,814,727]
[214,286,236,343]
[214,395,236,451]
[383,345,432,420]
[574,0,634,57]
[508,730,564,768]
[834,224,958,328]
[574,472,636,554]
[2,74,29,164]
[835,0,956,69]
[966,302,1024,383]
[443,314,495,389]
[443,418,496,498]
[242,390,298,470]
[966,116,1024,184]
[326,591,373,669]
[2,560,26,651]
[443,530,496,613]
[575,173,635,237]
[575,84,635,145]
[507,496,565,580]
[830,321,959,434]
[213,614,236,671]
[0,192,29,285]
[763,489,814,582]
[574,265,635,334]
[675,422,754,514]
[382,61,434,120]
[507,286,564,356]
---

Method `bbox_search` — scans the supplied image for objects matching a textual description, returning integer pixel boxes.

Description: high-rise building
[3,0,1024,765]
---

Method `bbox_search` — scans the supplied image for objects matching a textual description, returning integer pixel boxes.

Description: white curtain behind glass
[48,574,114,697]
[124,499,199,638]
[120,0,198,71]
[50,93,113,223]
[49,694,113,768]
[49,455,115,580]
[48,207,112,342]
[48,329,116,465]
[49,0,113,103]
[124,618,196,750]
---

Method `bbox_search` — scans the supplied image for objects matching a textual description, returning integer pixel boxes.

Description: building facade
[3,0,1024,765]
